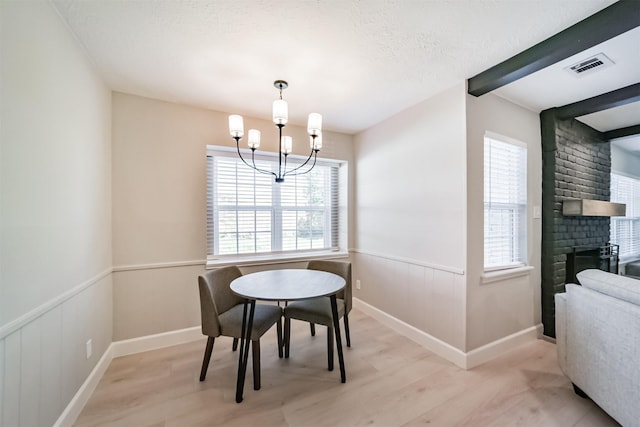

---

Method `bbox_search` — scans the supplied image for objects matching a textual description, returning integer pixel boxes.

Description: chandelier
[228,80,322,183]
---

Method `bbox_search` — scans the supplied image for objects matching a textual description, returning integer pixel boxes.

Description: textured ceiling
[52,0,622,134]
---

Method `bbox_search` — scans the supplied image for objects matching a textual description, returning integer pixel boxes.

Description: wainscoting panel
[2,331,20,426]
[20,320,41,426]
[0,338,3,425]
[112,264,205,341]
[406,262,428,331]
[40,306,64,427]
[0,273,112,427]
[352,251,466,351]
[111,260,325,342]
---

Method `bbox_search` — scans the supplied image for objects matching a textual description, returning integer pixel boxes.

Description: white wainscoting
[351,250,467,351]
[356,298,542,369]
[351,250,541,368]
[0,272,113,427]
[2,253,543,426]
[54,326,204,427]
[53,326,204,427]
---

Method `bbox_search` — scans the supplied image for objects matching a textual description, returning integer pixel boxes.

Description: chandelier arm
[283,148,316,175]
[250,148,278,177]
[284,150,319,177]
[284,154,288,177]
[235,138,276,178]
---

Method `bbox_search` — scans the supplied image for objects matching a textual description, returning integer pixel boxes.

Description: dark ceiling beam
[604,124,640,140]
[556,83,640,119]
[467,0,640,97]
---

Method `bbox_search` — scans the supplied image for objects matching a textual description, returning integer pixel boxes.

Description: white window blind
[207,148,340,259]
[611,173,640,260]
[484,135,527,269]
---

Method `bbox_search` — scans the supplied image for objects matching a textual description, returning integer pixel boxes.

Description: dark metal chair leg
[330,295,346,383]
[284,317,291,358]
[310,323,316,336]
[277,318,283,358]
[199,336,215,381]
[232,338,239,351]
[236,299,255,403]
[573,383,589,399]
[252,340,261,390]
[343,314,351,347]
[327,325,334,371]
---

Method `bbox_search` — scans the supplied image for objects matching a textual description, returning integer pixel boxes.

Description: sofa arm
[626,261,640,279]
[564,283,640,427]
[554,292,567,375]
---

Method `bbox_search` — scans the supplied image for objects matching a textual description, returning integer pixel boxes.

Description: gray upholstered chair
[283,260,352,370]
[198,266,283,390]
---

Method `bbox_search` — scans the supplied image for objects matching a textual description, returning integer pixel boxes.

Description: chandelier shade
[272,99,288,125]
[247,129,260,149]
[228,80,322,183]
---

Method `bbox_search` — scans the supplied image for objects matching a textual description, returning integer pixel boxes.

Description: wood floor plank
[74,308,619,427]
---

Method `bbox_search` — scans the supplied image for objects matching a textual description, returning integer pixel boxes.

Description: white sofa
[555,269,640,427]
[626,260,640,279]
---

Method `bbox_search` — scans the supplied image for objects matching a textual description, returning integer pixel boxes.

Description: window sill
[481,265,534,285]
[206,250,350,269]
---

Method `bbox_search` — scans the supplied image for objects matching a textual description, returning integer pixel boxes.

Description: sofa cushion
[576,269,640,306]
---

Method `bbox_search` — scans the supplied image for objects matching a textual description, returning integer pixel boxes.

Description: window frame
[206,145,348,267]
[483,132,528,272]
[610,171,640,262]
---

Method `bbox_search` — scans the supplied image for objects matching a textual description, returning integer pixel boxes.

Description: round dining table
[230,268,346,403]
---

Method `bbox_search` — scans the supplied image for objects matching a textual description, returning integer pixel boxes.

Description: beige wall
[0,0,113,425]
[0,3,548,422]
[352,84,542,354]
[465,92,542,351]
[111,92,355,340]
[354,83,468,269]
[353,84,468,350]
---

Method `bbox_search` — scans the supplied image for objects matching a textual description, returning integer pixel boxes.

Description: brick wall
[541,110,610,337]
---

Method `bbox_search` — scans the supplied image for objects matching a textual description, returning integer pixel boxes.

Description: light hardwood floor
[74,308,620,426]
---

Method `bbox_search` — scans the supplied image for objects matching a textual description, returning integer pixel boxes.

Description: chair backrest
[198,266,244,337]
[307,260,352,313]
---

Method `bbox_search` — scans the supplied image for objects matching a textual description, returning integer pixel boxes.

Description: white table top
[230,269,345,301]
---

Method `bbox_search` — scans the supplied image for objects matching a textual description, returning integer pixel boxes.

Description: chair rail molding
[112,259,207,272]
[350,248,465,275]
[0,267,113,340]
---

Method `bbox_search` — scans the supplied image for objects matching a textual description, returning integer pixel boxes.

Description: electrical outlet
[356,279,361,290]
[533,205,542,219]
[86,339,93,359]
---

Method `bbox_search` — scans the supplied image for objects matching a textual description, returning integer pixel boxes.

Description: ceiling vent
[565,53,614,77]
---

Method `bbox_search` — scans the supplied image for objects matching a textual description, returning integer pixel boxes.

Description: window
[611,173,640,260]
[484,133,527,270]
[207,146,344,262]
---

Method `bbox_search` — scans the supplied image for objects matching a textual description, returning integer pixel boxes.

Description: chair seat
[284,297,345,326]
[219,304,282,340]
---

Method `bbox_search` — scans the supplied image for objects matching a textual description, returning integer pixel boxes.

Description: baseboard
[465,323,543,369]
[53,344,114,427]
[353,298,542,370]
[54,326,204,426]
[353,298,468,368]
[54,308,541,426]
[111,326,203,358]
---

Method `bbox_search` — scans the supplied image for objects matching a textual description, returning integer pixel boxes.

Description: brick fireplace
[540,109,611,338]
